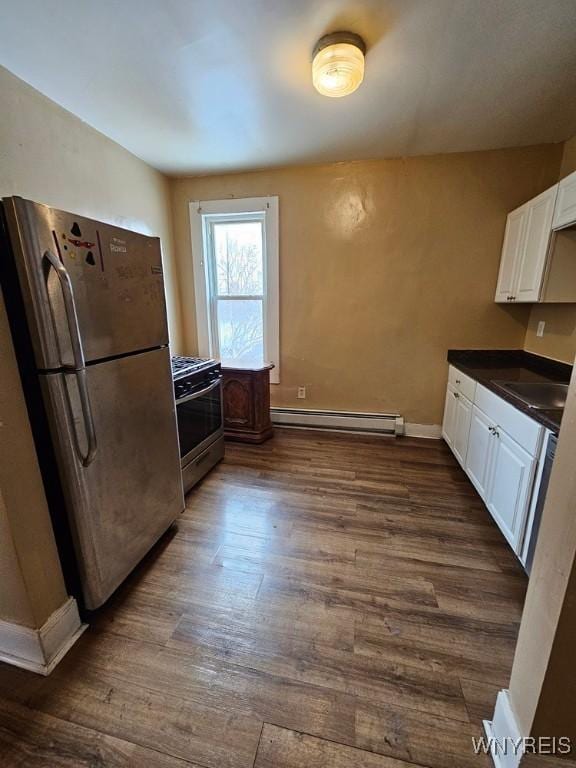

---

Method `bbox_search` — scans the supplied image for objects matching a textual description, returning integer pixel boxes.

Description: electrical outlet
[297,386,306,399]
[537,321,546,338]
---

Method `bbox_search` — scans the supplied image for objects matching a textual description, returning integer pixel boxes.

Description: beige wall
[171,144,561,424]
[0,66,181,628]
[524,135,576,364]
[0,297,67,627]
[0,66,182,348]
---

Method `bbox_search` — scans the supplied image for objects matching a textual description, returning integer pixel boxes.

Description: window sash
[189,196,279,384]
[205,213,267,367]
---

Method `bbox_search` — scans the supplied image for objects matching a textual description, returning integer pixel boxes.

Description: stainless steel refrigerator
[0,197,184,609]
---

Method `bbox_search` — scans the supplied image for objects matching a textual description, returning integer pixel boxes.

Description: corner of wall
[523,134,576,366]
[0,597,86,675]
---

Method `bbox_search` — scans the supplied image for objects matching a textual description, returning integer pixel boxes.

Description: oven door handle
[176,377,222,405]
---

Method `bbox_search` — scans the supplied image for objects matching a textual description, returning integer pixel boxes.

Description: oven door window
[177,384,222,459]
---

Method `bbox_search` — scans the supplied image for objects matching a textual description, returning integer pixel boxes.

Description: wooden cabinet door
[514,185,557,302]
[485,428,536,553]
[452,393,472,467]
[465,405,494,501]
[442,384,458,448]
[553,170,576,230]
[495,206,526,303]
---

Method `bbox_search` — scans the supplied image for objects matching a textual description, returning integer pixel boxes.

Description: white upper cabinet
[553,170,576,230]
[515,186,558,301]
[494,185,558,303]
[494,206,527,303]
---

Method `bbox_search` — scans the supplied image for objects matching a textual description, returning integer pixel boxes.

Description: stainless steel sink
[494,381,568,410]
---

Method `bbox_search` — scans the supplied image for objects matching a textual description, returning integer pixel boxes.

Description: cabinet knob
[455,379,461,384]
[454,392,459,398]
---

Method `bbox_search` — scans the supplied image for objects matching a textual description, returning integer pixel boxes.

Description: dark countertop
[447,350,573,435]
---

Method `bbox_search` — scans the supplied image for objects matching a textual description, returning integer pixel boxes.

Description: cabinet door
[485,429,536,553]
[553,170,576,230]
[442,384,458,448]
[452,393,472,466]
[465,405,494,501]
[495,206,526,302]
[514,185,557,302]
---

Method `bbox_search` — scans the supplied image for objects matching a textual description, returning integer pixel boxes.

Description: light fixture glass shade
[312,37,365,98]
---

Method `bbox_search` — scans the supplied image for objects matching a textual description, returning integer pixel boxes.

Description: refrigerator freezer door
[40,347,184,609]
[3,197,168,369]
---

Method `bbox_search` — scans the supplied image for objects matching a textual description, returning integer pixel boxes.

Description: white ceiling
[1,0,576,175]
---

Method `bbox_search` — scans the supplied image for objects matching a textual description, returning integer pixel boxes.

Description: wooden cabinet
[221,363,274,443]
[443,372,543,557]
[495,185,558,303]
[553,169,576,230]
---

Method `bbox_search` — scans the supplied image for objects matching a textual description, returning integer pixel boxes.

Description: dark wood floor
[0,429,529,767]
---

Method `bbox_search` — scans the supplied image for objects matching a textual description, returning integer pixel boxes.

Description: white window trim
[189,196,280,384]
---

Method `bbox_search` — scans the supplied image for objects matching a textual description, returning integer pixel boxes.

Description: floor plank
[254,725,426,768]
[0,697,199,767]
[355,698,491,768]
[169,610,470,721]
[354,604,517,685]
[24,664,262,768]
[254,723,418,768]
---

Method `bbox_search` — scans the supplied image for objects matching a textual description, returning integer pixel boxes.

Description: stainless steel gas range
[171,356,225,492]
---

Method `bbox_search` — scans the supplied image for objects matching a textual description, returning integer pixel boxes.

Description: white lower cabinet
[443,370,543,558]
[452,392,472,466]
[465,405,493,500]
[442,384,458,449]
[485,429,535,552]
[442,384,472,465]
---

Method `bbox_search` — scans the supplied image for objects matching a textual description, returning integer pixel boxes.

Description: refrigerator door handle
[43,249,85,369]
[44,250,97,466]
[71,367,98,467]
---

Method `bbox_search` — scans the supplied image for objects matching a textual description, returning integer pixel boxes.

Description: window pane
[217,299,264,366]
[213,221,263,296]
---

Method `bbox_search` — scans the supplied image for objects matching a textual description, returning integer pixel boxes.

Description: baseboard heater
[270,407,404,437]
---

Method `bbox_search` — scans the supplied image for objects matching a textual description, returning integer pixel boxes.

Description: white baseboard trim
[0,597,86,675]
[271,407,401,436]
[403,422,443,439]
[483,689,524,768]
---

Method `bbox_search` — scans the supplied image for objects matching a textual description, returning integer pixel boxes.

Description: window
[190,197,279,383]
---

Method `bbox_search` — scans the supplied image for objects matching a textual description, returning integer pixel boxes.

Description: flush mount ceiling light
[312,31,366,98]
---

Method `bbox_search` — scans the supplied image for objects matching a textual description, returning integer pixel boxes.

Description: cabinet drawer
[448,365,476,402]
[474,384,543,456]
